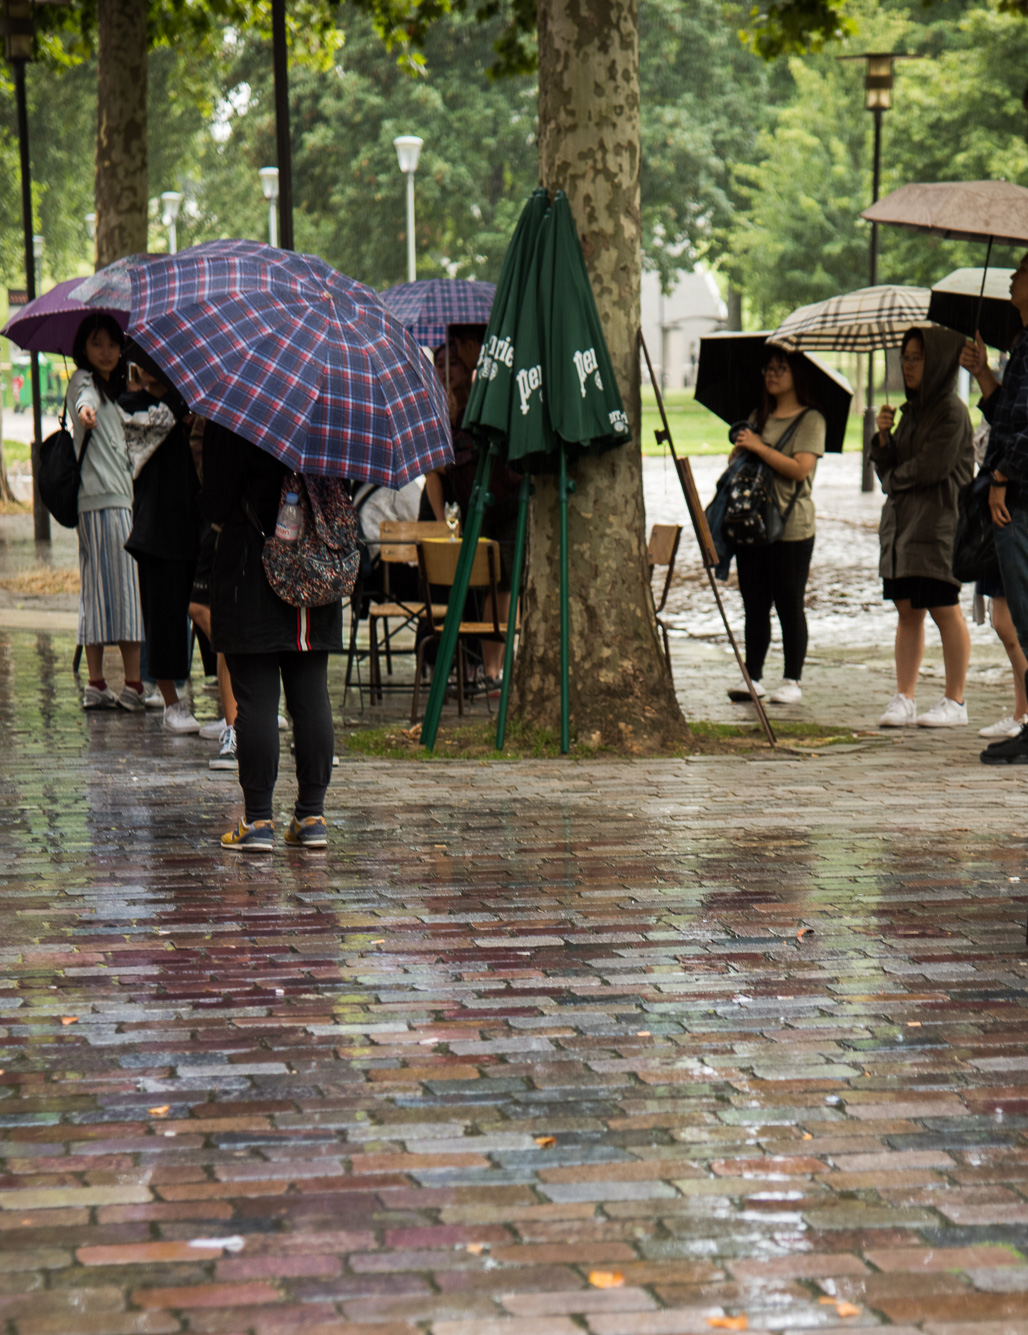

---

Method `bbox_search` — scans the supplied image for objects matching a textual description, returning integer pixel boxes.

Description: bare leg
[482,592,511,679]
[893,599,926,697]
[189,601,237,727]
[156,679,179,707]
[85,644,105,681]
[928,603,970,702]
[119,641,141,682]
[991,595,1028,717]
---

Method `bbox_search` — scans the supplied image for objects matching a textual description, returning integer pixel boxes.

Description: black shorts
[883,575,960,609]
[190,522,216,606]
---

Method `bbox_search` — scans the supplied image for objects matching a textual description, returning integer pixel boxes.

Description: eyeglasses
[763,363,789,376]
[900,355,924,367]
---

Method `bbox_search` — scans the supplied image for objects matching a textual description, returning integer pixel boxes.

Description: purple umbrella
[2,278,128,355]
[378,278,496,347]
[74,240,453,487]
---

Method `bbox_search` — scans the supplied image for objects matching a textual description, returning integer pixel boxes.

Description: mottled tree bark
[95,0,148,268]
[515,0,686,750]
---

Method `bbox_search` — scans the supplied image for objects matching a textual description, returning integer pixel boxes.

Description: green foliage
[728,0,1028,325]
[184,10,537,286]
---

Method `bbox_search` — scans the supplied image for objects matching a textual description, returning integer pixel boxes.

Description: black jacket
[121,389,200,562]
[204,421,342,654]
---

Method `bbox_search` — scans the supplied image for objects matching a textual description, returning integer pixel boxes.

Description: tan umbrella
[770,284,931,353]
[861,180,1028,247]
[862,180,1028,333]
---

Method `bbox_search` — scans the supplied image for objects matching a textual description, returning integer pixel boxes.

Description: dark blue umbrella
[72,240,452,487]
[378,278,496,347]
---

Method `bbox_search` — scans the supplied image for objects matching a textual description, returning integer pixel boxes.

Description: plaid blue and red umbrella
[378,278,496,347]
[71,240,452,488]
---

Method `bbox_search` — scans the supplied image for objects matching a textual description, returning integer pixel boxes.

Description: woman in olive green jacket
[872,325,973,729]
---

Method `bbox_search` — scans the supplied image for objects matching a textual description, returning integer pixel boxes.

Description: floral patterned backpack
[260,472,360,608]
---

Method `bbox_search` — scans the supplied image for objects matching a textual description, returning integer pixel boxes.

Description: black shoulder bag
[722,411,809,548]
[37,396,92,530]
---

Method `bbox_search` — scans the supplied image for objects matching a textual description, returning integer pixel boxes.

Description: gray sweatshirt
[71,368,133,514]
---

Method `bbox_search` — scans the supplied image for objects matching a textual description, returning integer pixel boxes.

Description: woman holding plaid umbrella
[203,420,340,853]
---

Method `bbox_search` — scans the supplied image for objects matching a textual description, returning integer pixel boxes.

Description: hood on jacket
[903,324,966,407]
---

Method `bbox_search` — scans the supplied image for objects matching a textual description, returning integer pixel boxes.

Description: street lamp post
[160,191,182,254]
[842,52,907,493]
[259,167,280,248]
[1,0,48,539]
[32,233,42,290]
[393,135,423,284]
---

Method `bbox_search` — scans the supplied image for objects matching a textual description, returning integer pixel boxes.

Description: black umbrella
[695,332,852,453]
[927,268,1022,351]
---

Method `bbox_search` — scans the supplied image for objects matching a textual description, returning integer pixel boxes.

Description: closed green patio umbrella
[420,189,631,755]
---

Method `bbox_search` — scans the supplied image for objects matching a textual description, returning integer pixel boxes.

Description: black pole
[861,105,884,495]
[13,57,48,541]
[271,0,294,251]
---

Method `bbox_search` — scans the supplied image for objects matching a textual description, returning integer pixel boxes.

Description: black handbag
[37,401,91,530]
[952,471,999,584]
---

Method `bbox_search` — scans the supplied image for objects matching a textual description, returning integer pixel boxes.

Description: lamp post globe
[259,167,280,248]
[160,190,182,254]
[393,135,423,283]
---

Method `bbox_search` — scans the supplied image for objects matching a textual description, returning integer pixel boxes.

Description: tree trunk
[95,0,148,268]
[0,399,13,504]
[514,0,685,751]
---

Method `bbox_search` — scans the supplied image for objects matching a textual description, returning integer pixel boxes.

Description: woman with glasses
[726,348,826,705]
[873,326,973,728]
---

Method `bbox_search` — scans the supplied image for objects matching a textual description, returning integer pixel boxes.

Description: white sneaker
[144,689,164,710]
[209,724,238,770]
[727,678,764,702]
[768,679,802,704]
[162,698,201,734]
[879,693,917,727]
[916,696,968,728]
[199,716,227,740]
[979,713,1028,738]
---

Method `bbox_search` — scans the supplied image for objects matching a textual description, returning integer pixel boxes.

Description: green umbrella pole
[422,447,492,752]
[495,470,531,751]
[559,444,575,755]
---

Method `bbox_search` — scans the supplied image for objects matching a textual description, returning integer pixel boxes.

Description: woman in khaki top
[727,347,826,705]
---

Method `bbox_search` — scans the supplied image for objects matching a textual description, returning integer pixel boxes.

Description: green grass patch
[344,715,870,760]
[640,386,865,457]
[2,438,30,465]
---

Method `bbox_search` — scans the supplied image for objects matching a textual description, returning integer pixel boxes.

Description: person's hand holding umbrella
[876,402,896,446]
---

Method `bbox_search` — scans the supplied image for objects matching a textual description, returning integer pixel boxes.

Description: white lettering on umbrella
[573,347,601,397]
[516,365,543,416]
[478,334,516,382]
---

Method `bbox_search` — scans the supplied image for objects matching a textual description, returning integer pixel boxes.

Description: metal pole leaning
[421,447,492,751]
[495,470,531,751]
[558,444,573,755]
[638,330,775,747]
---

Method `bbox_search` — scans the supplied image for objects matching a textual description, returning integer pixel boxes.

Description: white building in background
[640,267,727,389]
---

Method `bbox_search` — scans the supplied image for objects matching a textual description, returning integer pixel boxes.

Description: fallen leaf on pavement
[60,1017,78,1025]
[589,1270,624,1288]
[707,1318,747,1331]
[148,1106,170,1116]
[534,1135,557,1148]
[796,927,812,940]
[906,1021,922,1027]
[464,1242,490,1255]
[835,1301,861,1317]
[370,939,385,945]
[636,1030,651,1036]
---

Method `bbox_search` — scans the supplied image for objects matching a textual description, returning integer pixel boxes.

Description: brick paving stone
[6,560,1028,1335]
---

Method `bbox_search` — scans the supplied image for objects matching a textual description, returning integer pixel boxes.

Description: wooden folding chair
[411,537,511,724]
[648,522,682,671]
[365,520,452,704]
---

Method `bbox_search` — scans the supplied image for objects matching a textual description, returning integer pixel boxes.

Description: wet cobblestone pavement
[4,468,1028,1332]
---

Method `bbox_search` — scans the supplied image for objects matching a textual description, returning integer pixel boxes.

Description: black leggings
[735,536,815,682]
[224,651,334,824]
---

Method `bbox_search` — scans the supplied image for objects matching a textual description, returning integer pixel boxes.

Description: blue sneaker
[220,818,274,852]
[284,815,327,849]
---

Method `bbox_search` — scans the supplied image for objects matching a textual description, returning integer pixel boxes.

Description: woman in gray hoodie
[872,325,973,728]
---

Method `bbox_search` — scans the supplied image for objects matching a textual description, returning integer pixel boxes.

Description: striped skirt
[77,507,144,646]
